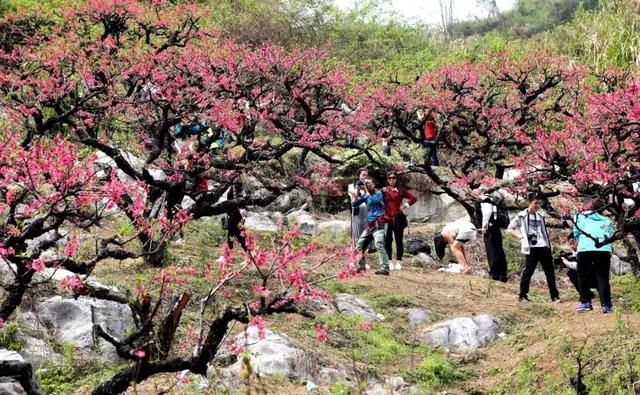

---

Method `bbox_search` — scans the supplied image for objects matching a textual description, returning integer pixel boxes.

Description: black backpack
[489,196,510,229]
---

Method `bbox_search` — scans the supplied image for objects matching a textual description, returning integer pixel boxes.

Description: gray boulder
[302,297,337,314]
[287,211,316,235]
[267,189,311,213]
[226,327,314,381]
[316,367,351,385]
[384,376,408,391]
[404,192,467,224]
[0,350,26,395]
[335,294,379,322]
[0,349,24,363]
[415,314,502,352]
[317,220,351,236]
[610,255,632,276]
[35,296,134,361]
[0,383,25,395]
[244,212,278,232]
[408,309,432,325]
[415,253,439,268]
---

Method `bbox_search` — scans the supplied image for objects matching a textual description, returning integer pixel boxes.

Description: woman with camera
[507,192,560,304]
[348,168,370,249]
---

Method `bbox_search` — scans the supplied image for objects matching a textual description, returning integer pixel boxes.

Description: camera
[356,180,365,187]
[527,233,538,245]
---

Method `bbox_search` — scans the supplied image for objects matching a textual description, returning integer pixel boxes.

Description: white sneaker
[395,262,402,270]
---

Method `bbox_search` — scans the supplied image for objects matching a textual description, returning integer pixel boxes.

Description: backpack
[489,196,510,229]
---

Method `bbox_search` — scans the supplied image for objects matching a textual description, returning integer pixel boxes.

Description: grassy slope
[65,219,640,394]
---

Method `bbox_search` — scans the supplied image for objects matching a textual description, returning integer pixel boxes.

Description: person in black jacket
[225,182,247,251]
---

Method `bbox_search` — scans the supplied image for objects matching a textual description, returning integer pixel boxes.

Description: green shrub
[328,381,354,395]
[0,321,26,351]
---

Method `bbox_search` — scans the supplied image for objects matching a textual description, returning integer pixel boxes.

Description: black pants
[519,247,559,300]
[385,219,405,261]
[484,227,507,282]
[567,269,595,300]
[577,251,612,306]
[426,142,439,166]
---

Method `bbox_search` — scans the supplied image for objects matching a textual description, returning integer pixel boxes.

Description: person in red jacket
[417,109,440,167]
[382,171,417,270]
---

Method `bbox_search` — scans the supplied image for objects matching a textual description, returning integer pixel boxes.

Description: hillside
[47,219,640,395]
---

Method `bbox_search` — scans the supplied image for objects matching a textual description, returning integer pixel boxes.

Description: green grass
[321,280,372,295]
[402,350,471,391]
[38,342,131,395]
[612,274,640,312]
[365,292,419,310]
[303,313,411,371]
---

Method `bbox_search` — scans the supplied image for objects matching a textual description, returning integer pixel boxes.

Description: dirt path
[348,266,640,393]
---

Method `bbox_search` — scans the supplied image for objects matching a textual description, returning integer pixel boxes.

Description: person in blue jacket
[573,207,615,313]
[352,177,390,275]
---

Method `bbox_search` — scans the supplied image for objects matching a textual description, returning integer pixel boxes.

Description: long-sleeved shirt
[353,190,385,223]
[383,187,417,218]
[507,209,551,254]
[481,200,495,229]
[573,211,614,253]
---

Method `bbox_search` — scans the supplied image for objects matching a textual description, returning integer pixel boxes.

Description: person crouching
[434,218,478,274]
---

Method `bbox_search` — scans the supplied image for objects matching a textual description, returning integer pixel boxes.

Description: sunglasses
[388,177,396,180]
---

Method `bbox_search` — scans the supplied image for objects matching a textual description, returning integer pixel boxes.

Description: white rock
[181,196,196,210]
[0,349,24,363]
[316,367,351,385]
[415,314,502,352]
[287,211,316,235]
[404,191,468,224]
[0,383,25,395]
[35,296,134,361]
[226,327,313,381]
[408,309,431,325]
[335,294,379,322]
[610,255,632,276]
[317,220,351,236]
[415,253,439,268]
[384,376,407,390]
[244,212,278,232]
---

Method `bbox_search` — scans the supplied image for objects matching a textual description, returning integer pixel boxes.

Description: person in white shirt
[507,192,560,304]
[434,218,477,274]
[347,168,370,249]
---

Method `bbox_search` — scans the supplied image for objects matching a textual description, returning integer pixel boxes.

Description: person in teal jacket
[352,177,390,275]
[573,209,615,313]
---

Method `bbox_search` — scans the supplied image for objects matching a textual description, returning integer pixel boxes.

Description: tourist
[434,218,478,274]
[382,171,417,270]
[348,168,370,249]
[352,177,391,275]
[573,207,615,313]
[507,192,560,304]
[480,191,509,282]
